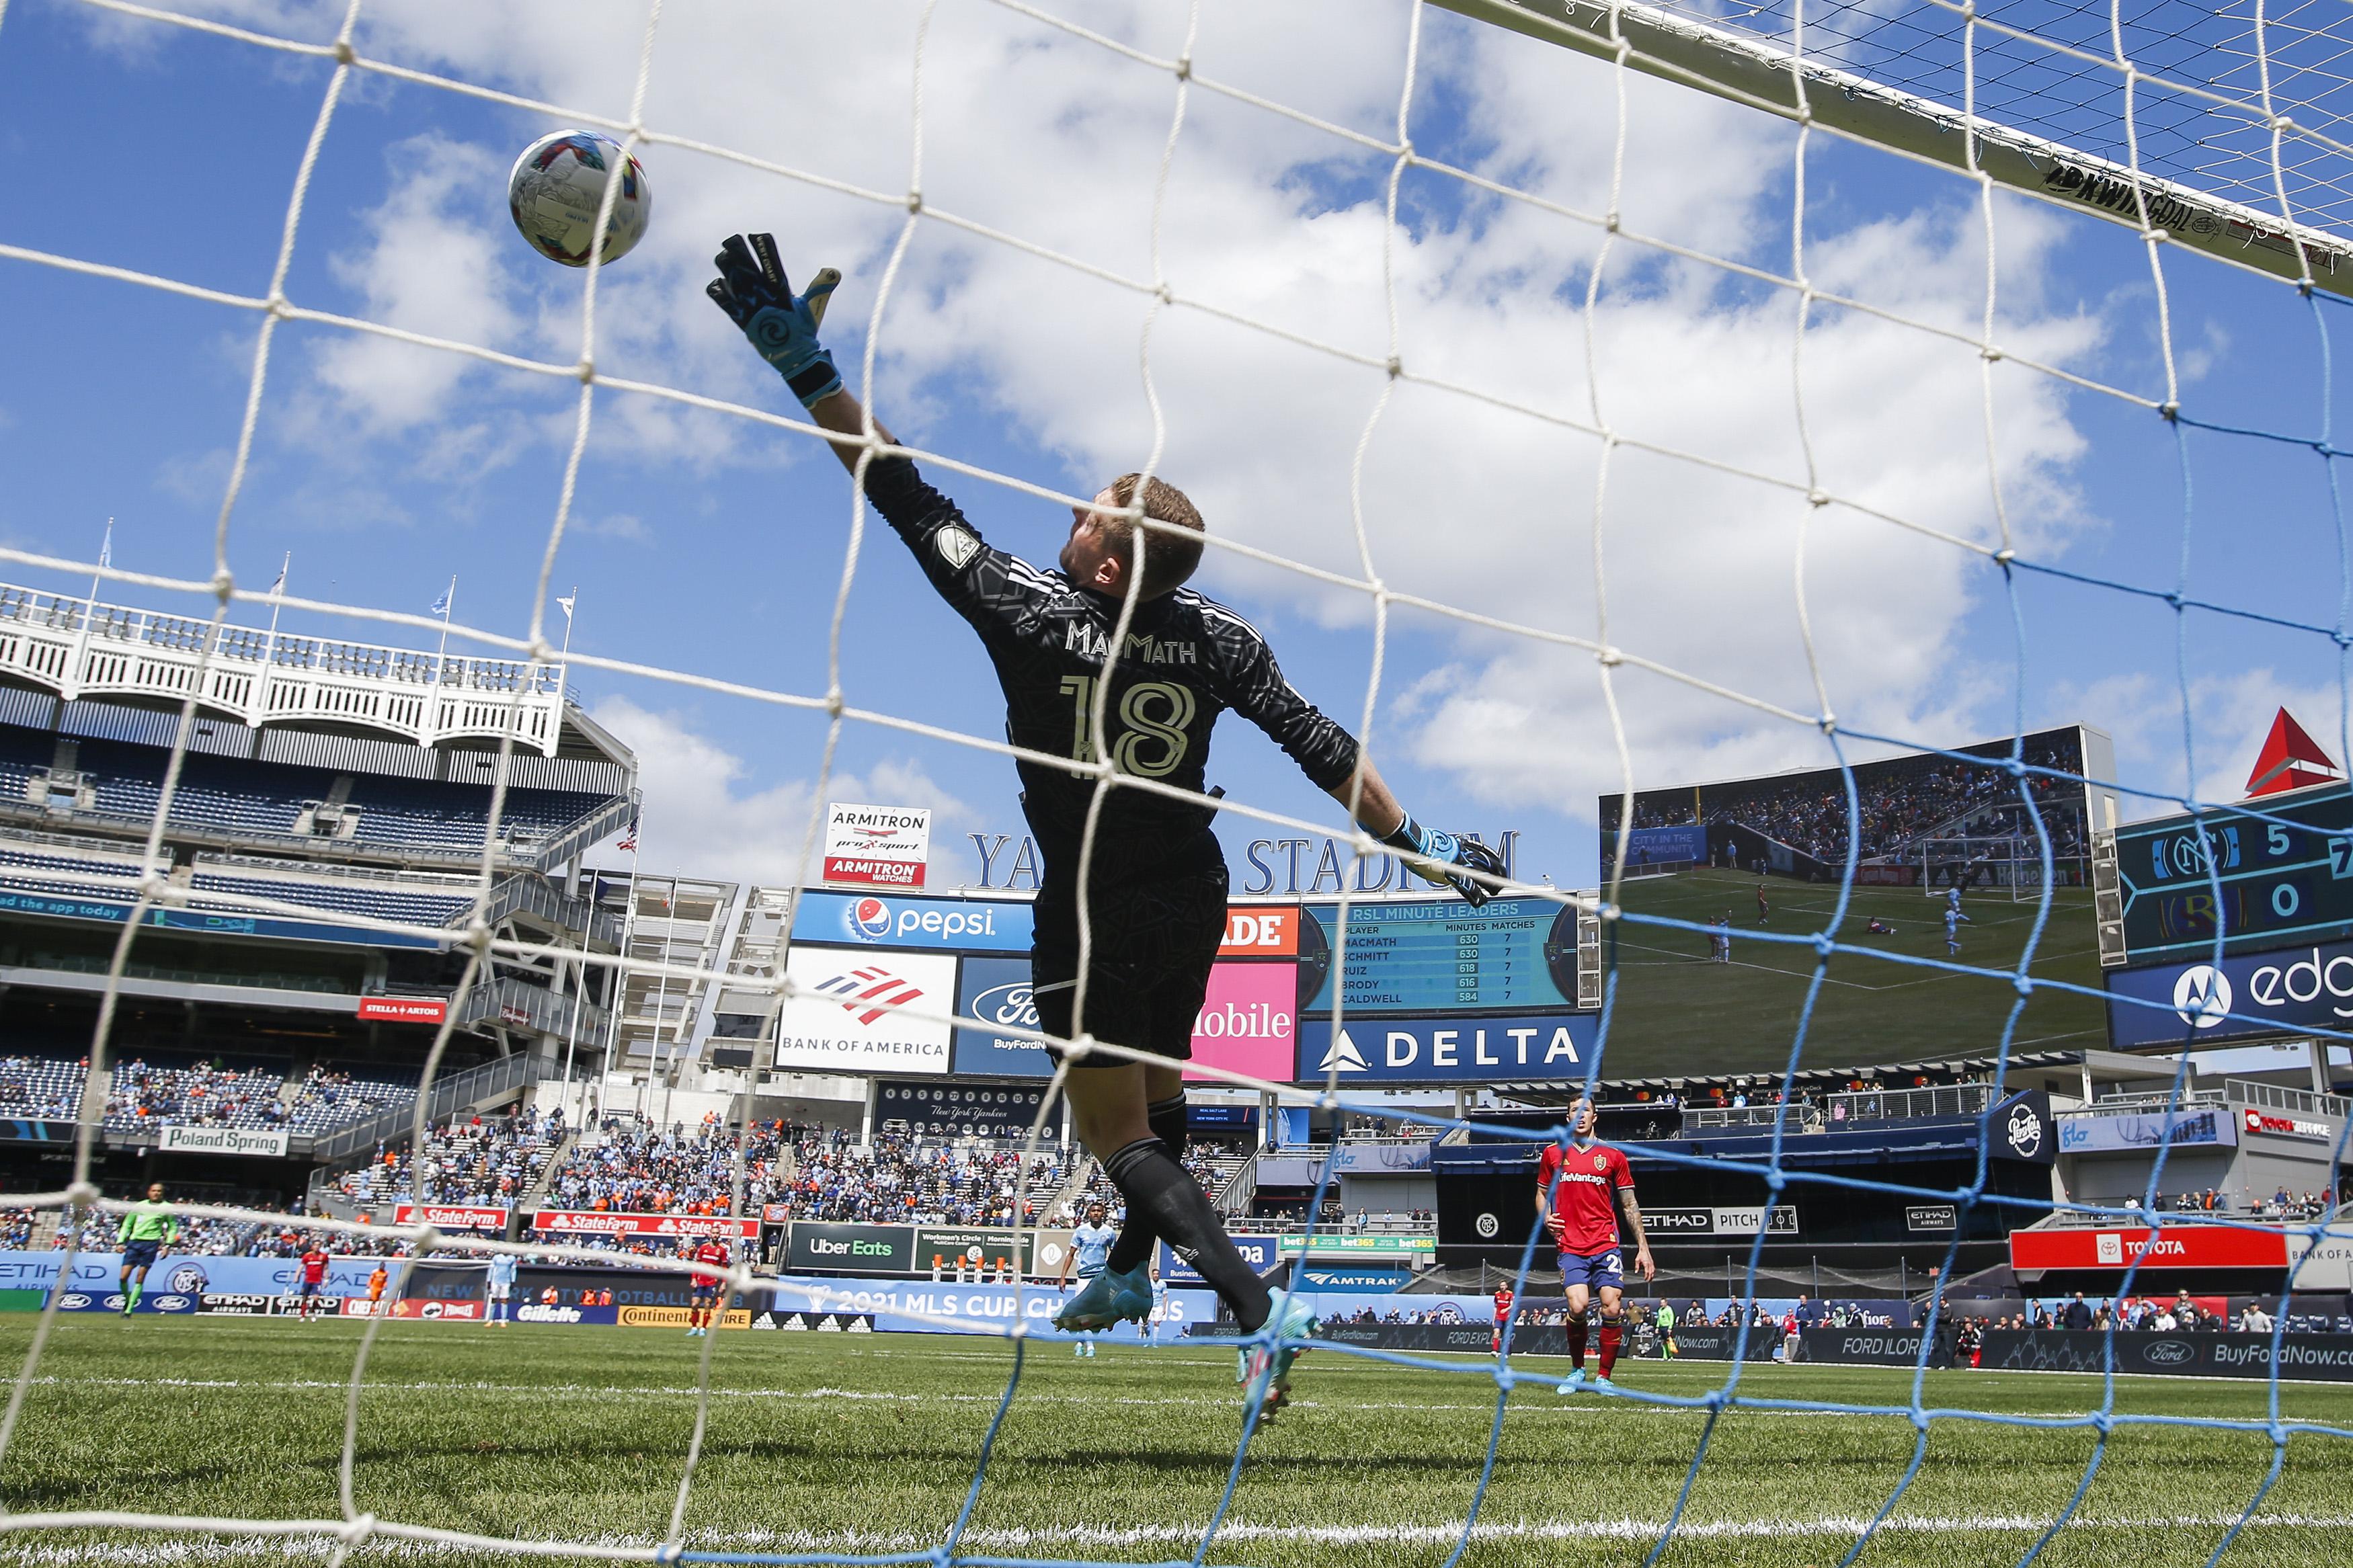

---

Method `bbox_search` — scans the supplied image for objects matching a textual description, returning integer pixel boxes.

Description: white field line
[4,1512,2352,1564]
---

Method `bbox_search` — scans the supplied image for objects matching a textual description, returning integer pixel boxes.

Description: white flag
[557,594,575,622]
[97,522,112,572]
[431,580,454,618]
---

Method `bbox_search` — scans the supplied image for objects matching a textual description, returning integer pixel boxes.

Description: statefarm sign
[822,802,930,890]
[530,1210,759,1239]
[2010,1225,2291,1274]
[391,1204,510,1231]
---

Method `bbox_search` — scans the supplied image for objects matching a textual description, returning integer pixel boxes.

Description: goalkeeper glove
[707,233,843,407]
[1382,813,1508,908]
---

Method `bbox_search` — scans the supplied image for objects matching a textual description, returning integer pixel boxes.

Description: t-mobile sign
[1185,962,1295,1085]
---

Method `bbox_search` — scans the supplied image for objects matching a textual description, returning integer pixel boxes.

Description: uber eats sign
[787,1225,914,1274]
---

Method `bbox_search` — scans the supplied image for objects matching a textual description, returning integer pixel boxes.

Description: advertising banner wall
[2010,1225,2292,1274]
[1298,1014,1599,1083]
[1983,1327,2353,1381]
[822,802,931,891]
[1328,1141,1433,1173]
[951,956,1051,1077]
[791,891,1033,952]
[1160,1234,1281,1286]
[2057,1108,2237,1154]
[1641,1206,1800,1239]
[2106,938,2353,1047]
[154,1125,291,1158]
[357,996,448,1023]
[0,1252,389,1298]
[1183,962,1297,1084]
[770,946,958,1075]
[0,888,438,949]
[1220,906,1302,956]
[529,1212,759,1240]
[787,1224,917,1274]
[391,1205,510,1230]
[914,1227,1038,1277]
[1798,1328,1927,1365]
[761,1273,1216,1337]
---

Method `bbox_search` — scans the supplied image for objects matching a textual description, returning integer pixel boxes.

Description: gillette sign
[1295,1013,1599,1084]
[2106,937,2353,1048]
[791,890,1033,952]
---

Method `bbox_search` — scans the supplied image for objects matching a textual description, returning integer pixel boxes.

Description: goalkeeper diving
[708,234,1507,1421]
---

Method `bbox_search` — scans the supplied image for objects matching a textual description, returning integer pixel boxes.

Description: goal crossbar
[1435,0,2353,294]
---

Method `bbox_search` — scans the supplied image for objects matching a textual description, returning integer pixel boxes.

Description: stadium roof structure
[0,578,622,761]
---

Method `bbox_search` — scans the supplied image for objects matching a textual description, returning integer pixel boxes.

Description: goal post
[1918,834,2044,901]
[1431,0,2353,292]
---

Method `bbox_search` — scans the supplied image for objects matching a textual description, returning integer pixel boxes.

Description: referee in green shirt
[116,1183,178,1317]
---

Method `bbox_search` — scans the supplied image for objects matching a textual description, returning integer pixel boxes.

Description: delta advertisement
[1296,1014,1600,1083]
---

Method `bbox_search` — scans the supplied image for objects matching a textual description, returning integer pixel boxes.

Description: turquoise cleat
[1589,1374,1616,1391]
[1053,1264,1152,1332]
[1239,1290,1319,1426]
[1555,1369,1587,1395]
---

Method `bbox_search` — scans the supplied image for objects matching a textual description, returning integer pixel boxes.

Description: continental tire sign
[618,1306,752,1330]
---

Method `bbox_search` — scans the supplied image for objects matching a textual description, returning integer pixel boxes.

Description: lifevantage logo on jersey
[1295,1014,1598,1083]
[772,948,958,1075]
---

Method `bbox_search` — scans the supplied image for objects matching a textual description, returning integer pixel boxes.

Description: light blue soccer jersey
[1072,1223,1115,1278]
[487,1253,519,1287]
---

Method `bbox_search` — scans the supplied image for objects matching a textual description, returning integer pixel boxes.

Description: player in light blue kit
[1946,883,1971,923]
[1944,904,1962,956]
[1059,1203,1117,1358]
[486,1249,519,1326]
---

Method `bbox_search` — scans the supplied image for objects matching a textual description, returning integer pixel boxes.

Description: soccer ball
[507,130,651,268]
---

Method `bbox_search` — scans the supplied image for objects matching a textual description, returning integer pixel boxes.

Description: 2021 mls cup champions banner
[823,802,931,890]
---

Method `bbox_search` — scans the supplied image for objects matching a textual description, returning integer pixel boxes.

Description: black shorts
[121,1239,161,1271]
[1031,829,1228,1066]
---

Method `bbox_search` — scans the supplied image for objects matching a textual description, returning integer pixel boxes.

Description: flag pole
[257,551,291,728]
[559,587,577,659]
[434,576,456,684]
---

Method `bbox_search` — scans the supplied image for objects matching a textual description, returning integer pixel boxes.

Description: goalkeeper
[115,1182,178,1317]
[710,235,1505,1419]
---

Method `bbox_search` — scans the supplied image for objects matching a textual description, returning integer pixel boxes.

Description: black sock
[1107,1096,1189,1275]
[1103,1137,1271,1331]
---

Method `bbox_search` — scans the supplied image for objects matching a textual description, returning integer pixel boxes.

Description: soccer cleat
[1239,1290,1318,1427]
[1054,1264,1152,1331]
[1555,1369,1587,1395]
[1590,1374,1616,1391]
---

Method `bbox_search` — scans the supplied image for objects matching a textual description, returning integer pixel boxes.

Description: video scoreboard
[2114,781,2353,964]
[1297,898,1595,1014]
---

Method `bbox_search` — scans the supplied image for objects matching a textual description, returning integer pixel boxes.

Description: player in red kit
[1491,1284,1515,1355]
[296,1244,331,1322]
[1536,1098,1654,1391]
[687,1237,733,1336]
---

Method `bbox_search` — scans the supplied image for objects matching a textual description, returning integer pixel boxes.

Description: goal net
[0,1,2347,1564]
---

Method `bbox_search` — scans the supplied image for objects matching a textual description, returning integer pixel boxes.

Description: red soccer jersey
[693,1241,731,1277]
[1492,1288,1515,1323]
[300,1249,329,1284]
[1537,1140,1635,1255]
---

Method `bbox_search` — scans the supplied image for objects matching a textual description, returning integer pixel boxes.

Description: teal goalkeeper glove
[1384,815,1508,908]
[706,233,843,407]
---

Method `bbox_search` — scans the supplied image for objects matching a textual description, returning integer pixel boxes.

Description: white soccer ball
[507,130,651,268]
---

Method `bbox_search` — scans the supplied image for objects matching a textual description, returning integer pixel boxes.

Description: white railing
[0,581,566,755]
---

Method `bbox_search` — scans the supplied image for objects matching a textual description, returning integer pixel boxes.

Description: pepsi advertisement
[2105,937,2353,1048]
[953,956,1053,1076]
[791,891,1032,952]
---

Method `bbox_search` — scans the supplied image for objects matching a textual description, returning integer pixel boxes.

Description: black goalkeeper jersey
[864,457,1362,880]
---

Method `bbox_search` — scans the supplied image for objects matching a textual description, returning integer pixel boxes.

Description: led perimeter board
[1592,725,2118,1075]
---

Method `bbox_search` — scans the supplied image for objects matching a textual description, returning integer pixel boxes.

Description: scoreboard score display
[2114,781,2353,965]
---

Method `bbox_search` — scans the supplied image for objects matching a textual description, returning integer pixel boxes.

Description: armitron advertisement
[822,802,931,890]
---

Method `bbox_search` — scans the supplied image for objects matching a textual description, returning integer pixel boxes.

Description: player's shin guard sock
[1599,1321,1623,1378]
[1106,1094,1189,1276]
[1567,1317,1588,1368]
[1103,1137,1273,1331]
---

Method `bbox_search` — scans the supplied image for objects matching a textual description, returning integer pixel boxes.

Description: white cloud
[2042,669,2353,818]
[589,694,978,888]
[179,1,2126,823]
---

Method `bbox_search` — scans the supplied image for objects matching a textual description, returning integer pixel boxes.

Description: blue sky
[3,0,2350,893]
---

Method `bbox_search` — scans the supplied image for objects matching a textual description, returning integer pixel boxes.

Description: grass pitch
[1602,870,2108,1075]
[0,1317,2345,1567]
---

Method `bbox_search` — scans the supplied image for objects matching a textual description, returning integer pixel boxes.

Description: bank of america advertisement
[772,948,957,1073]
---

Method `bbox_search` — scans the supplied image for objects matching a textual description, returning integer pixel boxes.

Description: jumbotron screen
[1593,725,2114,1074]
